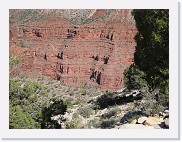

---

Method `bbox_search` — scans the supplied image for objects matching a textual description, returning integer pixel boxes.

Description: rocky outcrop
[10,9,137,90]
[119,110,169,129]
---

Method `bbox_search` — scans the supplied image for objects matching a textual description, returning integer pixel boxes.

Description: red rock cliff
[10,9,137,90]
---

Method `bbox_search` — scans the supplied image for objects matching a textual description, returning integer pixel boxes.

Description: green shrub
[158,79,169,107]
[9,54,20,66]
[9,79,46,105]
[9,79,49,129]
[41,98,67,129]
[64,99,74,109]
[9,105,38,129]
[133,92,164,116]
[66,113,82,129]
[101,108,120,119]
[100,118,116,129]
[124,65,148,90]
[78,107,94,118]
[95,92,116,109]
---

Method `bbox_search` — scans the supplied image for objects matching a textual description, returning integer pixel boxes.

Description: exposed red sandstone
[10,9,137,90]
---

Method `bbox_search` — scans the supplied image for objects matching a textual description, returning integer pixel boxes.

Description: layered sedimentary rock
[10,9,137,90]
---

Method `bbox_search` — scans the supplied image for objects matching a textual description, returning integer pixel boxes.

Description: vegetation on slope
[9,9,112,25]
[9,78,68,129]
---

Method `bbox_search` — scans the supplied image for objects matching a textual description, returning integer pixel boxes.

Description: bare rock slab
[119,124,154,129]
[144,117,161,126]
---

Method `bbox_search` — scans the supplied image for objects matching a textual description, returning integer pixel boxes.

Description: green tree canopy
[124,9,169,108]
[133,9,169,90]
[9,105,37,129]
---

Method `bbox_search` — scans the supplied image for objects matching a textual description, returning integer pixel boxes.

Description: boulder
[164,110,169,115]
[163,110,169,119]
[164,118,169,128]
[132,90,140,97]
[137,116,148,124]
[130,119,137,124]
[144,117,161,126]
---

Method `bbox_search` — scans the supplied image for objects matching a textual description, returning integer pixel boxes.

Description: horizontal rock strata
[10,9,137,90]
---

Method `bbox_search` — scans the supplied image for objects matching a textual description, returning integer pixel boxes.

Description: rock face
[9,9,137,90]
[144,117,161,126]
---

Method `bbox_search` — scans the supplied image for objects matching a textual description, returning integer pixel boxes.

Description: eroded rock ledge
[10,9,137,90]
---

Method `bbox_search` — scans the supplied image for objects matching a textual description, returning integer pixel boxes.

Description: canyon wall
[10,9,137,90]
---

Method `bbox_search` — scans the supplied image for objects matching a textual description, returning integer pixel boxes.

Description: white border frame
[0,0,179,139]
